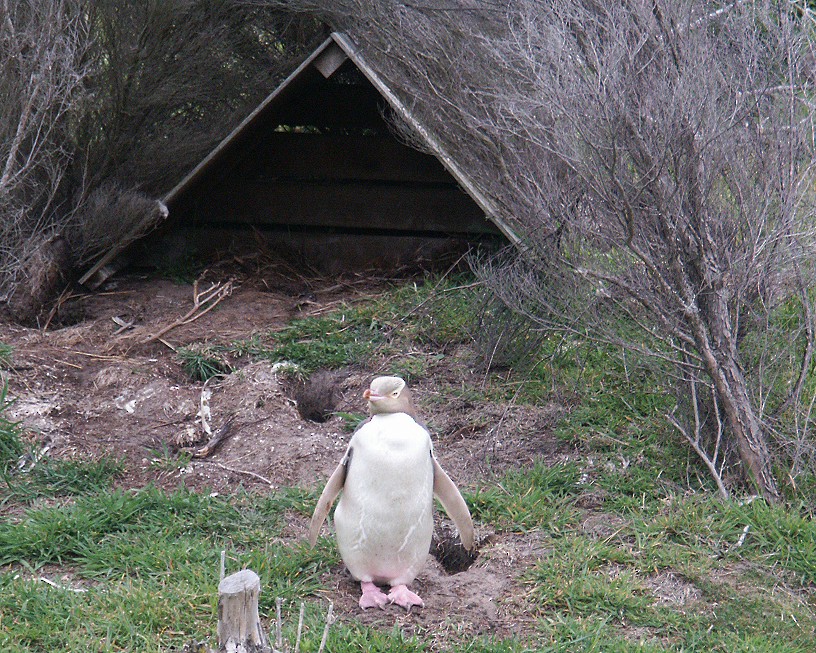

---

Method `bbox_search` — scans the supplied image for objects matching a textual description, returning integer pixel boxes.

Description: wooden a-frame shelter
[80,33,518,287]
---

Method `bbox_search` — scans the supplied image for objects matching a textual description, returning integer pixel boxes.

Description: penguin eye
[391,390,400,397]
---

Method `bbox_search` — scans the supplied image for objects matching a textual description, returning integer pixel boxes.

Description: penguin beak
[363,388,381,401]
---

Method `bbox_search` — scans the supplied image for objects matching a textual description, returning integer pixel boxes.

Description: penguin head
[363,376,416,416]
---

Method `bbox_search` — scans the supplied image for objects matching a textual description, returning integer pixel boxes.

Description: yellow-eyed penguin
[308,376,475,610]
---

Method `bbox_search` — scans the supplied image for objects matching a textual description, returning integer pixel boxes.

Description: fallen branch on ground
[189,417,234,458]
[138,278,234,345]
[199,460,275,487]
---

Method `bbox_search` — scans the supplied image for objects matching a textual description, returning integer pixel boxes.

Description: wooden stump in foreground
[217,569,270,653]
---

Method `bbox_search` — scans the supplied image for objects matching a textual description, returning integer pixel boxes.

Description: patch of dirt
[643,571,703,608]
[0,267,619,644]
[1,270,567,494]
[321,529,549,645]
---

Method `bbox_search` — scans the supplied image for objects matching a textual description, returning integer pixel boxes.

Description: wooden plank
[231,133,453,184]
[198,181,500,234]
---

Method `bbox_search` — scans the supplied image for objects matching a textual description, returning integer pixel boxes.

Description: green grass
[476,461,816,649]
[0,382,24,473]
[457,322,816,651]
[335,410,367,432]
[529,537,652,620]
[7,491,812,653]
[224,275,483,375]
[0,485,334,650]
[177,344,233,382]
[473,469,816,651]
[1,456,124,505]
[468,461,584,532]
[0,482,441,652]
[263,311,387,372]
[0,342,12,368]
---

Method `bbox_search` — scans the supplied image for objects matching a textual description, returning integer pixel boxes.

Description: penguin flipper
[432,456,475,551]
[308,449,351,546]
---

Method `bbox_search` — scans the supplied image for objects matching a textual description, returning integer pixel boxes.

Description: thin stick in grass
[317,601,334,653]
[275,597,283,651]
[294,603,305,653]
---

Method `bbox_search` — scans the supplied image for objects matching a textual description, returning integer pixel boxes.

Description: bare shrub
[5,234,72,326]
[278,0,816,500]
[0,1,323,319]
[472,293,545,374]
[67,181,168,267]
[72,0,326,196]
[0,0,91,303]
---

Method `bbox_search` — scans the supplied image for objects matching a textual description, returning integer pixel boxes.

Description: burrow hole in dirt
[432,525,480,574]
[293,370,342,423]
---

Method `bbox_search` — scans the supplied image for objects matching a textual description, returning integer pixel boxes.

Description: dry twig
[199,461,275,487]
[186,417,235,459]
[138,278,234,345]
[38,577,87,593]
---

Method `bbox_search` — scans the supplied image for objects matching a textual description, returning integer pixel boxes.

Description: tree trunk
[217,569,270,653]
[693,326,780,501]
[711,355,780,502]
[680,236,781,502]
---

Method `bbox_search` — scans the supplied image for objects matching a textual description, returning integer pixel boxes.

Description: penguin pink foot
[359,581,389,610]
[388,584,424,609]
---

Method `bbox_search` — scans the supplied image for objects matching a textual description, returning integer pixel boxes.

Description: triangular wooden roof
[80,32,518,288]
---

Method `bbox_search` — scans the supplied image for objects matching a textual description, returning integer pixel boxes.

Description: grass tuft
[0,343,12,369]
[240,275,484,374]
[468,462,583,532]
[263,310,386,373]
[177,344,233,382]
[2,456,123,504]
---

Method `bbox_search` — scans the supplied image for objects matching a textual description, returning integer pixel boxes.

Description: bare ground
[0,266,683,645]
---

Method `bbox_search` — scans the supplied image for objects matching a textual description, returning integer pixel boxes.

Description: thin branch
[667,409,730,500]
[198,461,275,487]
[137,279,234,345]
[317,602,334,653]
[185,417,235,459]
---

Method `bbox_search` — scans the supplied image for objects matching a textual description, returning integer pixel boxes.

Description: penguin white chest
[334,413,435,586]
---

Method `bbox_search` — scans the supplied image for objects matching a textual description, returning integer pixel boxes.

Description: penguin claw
[359,582,389,610]
[387,584,424,610]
